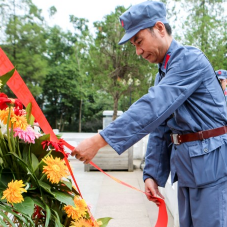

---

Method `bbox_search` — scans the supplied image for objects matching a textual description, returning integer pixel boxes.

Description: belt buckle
[172,134,180,145]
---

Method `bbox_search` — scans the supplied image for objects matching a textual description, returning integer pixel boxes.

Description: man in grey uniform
[72,1,227,226]
[216,69,227,96]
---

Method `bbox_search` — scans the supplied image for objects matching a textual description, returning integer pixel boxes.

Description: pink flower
[14,126,42,143]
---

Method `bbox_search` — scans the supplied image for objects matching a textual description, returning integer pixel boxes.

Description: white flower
[0,120,7,135]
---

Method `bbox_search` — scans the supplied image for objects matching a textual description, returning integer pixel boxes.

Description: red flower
[0,93,11,110]
[14,99,23,110]
[33,205,46,219]
[41,140,65,153]
[41,140,51,150]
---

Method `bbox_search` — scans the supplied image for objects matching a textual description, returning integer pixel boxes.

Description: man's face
[130,26,166,64]
[219,79,227,91]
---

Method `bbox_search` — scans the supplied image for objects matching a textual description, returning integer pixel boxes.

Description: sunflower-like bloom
[69,218,102,227]
[69,218,94,227]
[74,196,88,216]
[64,205,81,221]
[0,108,28,130]
[42,155,69,184]
[1,180,27,204]
[64,196,88,221]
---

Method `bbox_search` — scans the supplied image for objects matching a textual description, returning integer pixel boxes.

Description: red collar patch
[164,54,170,69]
[121,20,124,27]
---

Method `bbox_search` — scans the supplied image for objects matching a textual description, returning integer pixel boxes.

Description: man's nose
[136,47,143,56]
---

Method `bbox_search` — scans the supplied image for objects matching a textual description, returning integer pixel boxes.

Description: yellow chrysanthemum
[0,108,27,130]
[64,196,88,221]
[69,218,94,227]
[42,155,69,184]
[64,205,81,221]
[74,196,88,215]
[1,180,27,204]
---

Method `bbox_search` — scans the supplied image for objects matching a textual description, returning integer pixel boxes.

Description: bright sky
[32,0,144,33]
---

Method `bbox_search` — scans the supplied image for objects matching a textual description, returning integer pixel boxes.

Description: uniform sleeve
[143,121,172,187]
[100,48,209,154]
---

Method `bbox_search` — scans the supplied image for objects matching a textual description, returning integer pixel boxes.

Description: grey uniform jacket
[100,39,227,188]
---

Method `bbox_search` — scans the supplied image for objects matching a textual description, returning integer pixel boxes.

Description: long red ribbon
[0,48,168,227]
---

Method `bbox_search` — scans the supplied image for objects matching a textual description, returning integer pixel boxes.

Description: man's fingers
[157,191,165,200]
[71,147,79,156]
[145,193,161,206]
[83,159,90,164]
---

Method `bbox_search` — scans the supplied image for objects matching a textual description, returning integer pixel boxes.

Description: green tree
[89,6,156,120]
[69,16,95,132]
[43,26,80,131]
[1,0,48,99]
[175,0,227,69]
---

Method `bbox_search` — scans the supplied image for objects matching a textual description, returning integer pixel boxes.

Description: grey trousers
[178,180,227,227]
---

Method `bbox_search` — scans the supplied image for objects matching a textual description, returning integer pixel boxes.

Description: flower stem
[6,107,13,152]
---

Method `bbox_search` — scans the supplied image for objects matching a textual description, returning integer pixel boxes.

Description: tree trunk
[112,96,119,121]
[78,99,82,132]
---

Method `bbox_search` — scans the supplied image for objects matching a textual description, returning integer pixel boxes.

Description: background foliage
[0,0,227,132]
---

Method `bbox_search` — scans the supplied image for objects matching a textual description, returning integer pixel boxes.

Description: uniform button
[204,148,208,153]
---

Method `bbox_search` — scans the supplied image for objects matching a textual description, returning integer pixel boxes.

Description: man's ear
[154,22,165,36]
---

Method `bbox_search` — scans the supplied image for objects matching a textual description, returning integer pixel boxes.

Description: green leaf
[71,185,80,196]
[7,152,35,179]
[0,68,15,87]
[31,152,39,172]
[0,204,28,225]
[0,210,16,227]
[97,217,113,227]
[45,204,51,227]
[30,134,50,157]
[13,197,34,217]
[0,218,8,227]
[0,168,14,188]
[38,180,55,196]
[52,209,64,227]
[26,102,32,124]
[30,197,45,210]
[61,179,72,191]
[53,190,75,206]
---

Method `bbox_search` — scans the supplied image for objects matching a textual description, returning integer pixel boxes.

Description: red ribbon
[0,48,168,227]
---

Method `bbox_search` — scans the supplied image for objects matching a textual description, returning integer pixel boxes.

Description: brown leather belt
[171,126,227,145]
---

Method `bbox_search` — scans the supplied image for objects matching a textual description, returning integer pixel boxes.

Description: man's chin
[146,58,156,64]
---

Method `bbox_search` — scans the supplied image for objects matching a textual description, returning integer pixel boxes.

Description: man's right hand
[71,134,107,164]
[145,178,165,206]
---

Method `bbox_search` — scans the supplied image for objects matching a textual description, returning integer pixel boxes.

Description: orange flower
[64,196,88,221]
[0,108,27,130]
[64,205,81,221]
[1,180,27,204]
[74,196,88,215]
[42,155,69,184]
[69,218,94,227]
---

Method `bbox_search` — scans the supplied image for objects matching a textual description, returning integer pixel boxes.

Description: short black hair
[148,23,172,36]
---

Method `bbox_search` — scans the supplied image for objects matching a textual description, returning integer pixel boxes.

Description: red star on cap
[218,71,222,74]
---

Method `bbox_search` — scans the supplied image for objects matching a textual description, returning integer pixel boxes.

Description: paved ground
[70,159,174,227]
